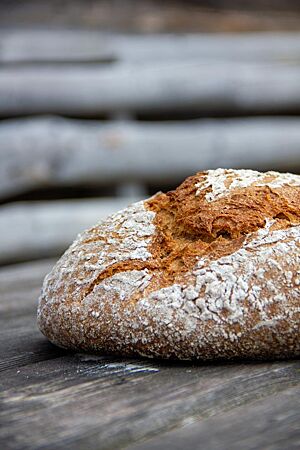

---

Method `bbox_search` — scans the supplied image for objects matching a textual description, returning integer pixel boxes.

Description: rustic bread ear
[37,169,300,360]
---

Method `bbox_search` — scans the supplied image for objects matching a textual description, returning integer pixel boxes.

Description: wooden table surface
[0,259,299,450]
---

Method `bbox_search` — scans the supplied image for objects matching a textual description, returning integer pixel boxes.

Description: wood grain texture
[0,260,299,450]
[0,198,138,264]
[2,31,300,64]
[1,116,300,200]
[132,386,300,450]
[1,355,299,450]
[0,259,64,372]
[1,60,300,117]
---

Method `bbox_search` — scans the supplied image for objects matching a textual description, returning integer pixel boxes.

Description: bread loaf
[37,169,300,360]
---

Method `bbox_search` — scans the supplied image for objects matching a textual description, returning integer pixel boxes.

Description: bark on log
[1,61,300,117]
[0,116,300,199]
[1,31,300,64]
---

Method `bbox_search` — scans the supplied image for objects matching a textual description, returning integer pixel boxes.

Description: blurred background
[1,0,300,266]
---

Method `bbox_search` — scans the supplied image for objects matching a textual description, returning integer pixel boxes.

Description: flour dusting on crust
[42,218,300,360]
[124,220,300,358]
[195,168,300,202]
[37,170,300,360]
[37,200,156,346]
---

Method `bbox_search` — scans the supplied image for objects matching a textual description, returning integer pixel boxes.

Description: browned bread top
[37,169,300,360]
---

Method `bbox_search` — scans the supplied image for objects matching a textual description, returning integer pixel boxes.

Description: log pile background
[1,4,300,449]
[1,0,300,265]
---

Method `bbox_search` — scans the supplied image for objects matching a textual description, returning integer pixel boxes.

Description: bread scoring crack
[83,260,157,299]
[144,171,300,285]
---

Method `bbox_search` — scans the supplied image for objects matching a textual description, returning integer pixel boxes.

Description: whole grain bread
[37,169,300,360]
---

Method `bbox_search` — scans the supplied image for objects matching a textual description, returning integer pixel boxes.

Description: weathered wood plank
[0,353,162,391]
[0,357,299,450]
[1,61,300,117]
[0,337,65,373]
[0,260,299,449]
[1,116,300,200]
[2,31,300,64]
[0,259,63,371]
[0,198,138,264]
[132,385,300,450]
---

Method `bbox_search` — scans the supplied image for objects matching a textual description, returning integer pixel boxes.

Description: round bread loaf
[37,169,300,360]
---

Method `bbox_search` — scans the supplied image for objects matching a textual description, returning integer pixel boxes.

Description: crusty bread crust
[37,169,300,360]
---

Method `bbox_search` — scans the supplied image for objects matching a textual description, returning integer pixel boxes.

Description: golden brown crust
[143,169,300,291]
[37,169,300,360]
